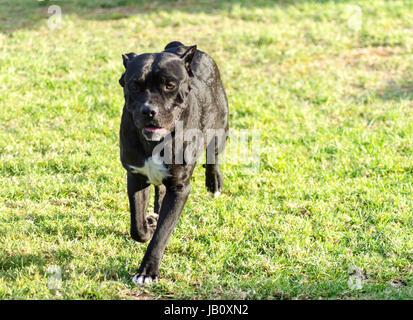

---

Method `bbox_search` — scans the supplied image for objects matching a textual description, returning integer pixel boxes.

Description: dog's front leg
[132,182,191,286]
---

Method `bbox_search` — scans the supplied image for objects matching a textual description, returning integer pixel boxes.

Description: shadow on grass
[375,78,413,102]
[0,251,73,278]
[0,251,136,293]
[1,0,355,34]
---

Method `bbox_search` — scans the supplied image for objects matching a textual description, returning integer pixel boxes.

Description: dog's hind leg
[145,184,166,228]
[205,135,225,198]
[205,163,222,198]
[154,185,166,214]
[127,173,155,243]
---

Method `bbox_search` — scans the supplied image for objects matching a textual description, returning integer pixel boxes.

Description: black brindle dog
[119,41,228,285]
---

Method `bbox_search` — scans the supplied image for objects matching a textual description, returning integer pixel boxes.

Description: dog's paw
[208,191,221,198]
[132,274,158,287]
[213,191,221,198]
[146,213,159,229]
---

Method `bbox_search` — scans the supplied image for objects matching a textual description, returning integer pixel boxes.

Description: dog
[119,41,229,285]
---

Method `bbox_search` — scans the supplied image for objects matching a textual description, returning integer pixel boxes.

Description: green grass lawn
[0,0,412,299]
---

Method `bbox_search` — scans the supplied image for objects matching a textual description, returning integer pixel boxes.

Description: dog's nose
[140,104,158,118]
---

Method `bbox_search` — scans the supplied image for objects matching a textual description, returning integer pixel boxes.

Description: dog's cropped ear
[122,52,137,69]
[180,45,197,77]
[164,41,184,51]
[119,52,137,87]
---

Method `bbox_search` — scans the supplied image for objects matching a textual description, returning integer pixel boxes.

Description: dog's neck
[137,132,167,158]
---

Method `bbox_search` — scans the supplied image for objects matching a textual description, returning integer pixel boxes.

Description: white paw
[132,274,157,286]
[213,191,221,198]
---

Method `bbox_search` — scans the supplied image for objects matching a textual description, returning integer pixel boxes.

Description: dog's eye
[165,82,175,90]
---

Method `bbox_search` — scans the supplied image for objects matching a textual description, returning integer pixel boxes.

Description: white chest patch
[128,157,169,186]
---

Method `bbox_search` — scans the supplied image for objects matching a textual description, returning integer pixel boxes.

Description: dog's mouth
[142,126,170,141]
[143,126,168,134]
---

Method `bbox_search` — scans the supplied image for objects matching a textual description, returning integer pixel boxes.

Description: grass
[0,0,412,299]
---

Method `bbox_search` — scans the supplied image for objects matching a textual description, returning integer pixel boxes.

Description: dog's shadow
[0,0,352,34]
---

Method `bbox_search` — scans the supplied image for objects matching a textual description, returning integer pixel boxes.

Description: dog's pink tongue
[144,127,168,135]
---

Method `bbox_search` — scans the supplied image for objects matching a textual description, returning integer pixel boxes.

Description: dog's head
[119,43,197,141]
